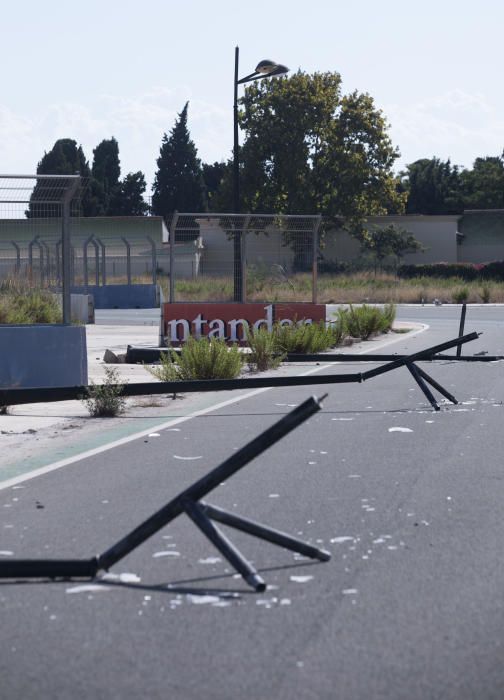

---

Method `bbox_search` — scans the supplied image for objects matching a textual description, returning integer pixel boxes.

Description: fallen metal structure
[0,396,330,591]
[0,332,480,412]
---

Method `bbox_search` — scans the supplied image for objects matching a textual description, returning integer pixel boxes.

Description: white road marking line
[0,325,428,492]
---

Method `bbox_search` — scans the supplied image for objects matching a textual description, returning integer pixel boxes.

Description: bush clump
[398,261,504,282]
[246,326,286,372]
[82,366,127,417]
[0,279,60,324]
[148,337,243,381]
[274,320,345,354]
[338,303,395,340]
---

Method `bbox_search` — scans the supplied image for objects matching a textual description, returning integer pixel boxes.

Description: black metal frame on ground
[1,331,480,412]
[0,396,330,591]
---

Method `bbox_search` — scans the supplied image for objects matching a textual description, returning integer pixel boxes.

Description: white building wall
[322,215,460,265]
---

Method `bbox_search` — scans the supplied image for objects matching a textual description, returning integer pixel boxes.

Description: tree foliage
[112,171,150,216]
[235,71,405,230]
[29,137,149,218]
[401,153,504,214]
[92,137,121,215]
[360,224,424,271]
[151,102,206,218]
[202,161,228,210]
[461,155,504,209]
[28,138,100,217]
[401,158,463,214]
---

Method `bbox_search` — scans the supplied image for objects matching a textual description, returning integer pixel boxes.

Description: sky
[1,0,503,191]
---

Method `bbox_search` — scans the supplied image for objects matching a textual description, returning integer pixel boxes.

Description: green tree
[401,157,464,214]
[202,161,228,211]
[361,224,424,273]
[28,138,100,217]
[461,155,504,209]
[92,137,121,215]
[235,71,404,228]
[112,171,150,216]
[151,102,206,218]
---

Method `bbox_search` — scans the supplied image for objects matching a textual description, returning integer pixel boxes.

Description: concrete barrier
[71,284,161,309]
[0,324,88,389]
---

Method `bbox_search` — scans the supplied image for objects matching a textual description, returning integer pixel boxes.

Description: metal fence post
[121,237,131,285]
[312,215,322,305]
[241,214,250,303]
[169,211,179,303]
[97,238,107,286]
[11,241,20,275]
[61,176,80,324]
[146,235,157,285]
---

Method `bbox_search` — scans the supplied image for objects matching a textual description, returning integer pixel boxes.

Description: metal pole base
[182,498,330,591]
[407,362,458,411]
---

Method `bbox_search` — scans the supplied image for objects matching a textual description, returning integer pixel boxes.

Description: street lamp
[232,46,289,301]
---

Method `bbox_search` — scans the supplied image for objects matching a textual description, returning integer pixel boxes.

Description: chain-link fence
[0,187,171,289]
[0,174,83,322]
[166,213,323,303]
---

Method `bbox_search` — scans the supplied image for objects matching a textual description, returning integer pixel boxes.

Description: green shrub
[381,303,396,331]
[275,320,343,354]
[398,263,480,281]
[480,284,491,303]
[452,287,469,304]
[82,366,127,417]
[245,326,285,372]
[0,280,60,324]
[340,304,395,340]
[147,337,243,381]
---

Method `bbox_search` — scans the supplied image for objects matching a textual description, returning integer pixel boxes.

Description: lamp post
[232,46,289,301]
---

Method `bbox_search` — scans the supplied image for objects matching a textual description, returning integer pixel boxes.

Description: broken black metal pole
[457,303,467,358]
[0,558,98,580]
[0,373,362,407]
[406,362,442,411]
[360,332,478,410]
[360,331,479,381]
[182,498,267,592]
[201,501,330,562]
[0,396,329,588]
[97,395,327,577]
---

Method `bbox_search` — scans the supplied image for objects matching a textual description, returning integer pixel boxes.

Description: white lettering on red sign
[166,304,313,342]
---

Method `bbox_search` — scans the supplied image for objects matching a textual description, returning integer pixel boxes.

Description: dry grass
[157,272,504,304]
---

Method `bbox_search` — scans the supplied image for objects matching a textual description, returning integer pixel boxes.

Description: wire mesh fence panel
[0,177,80,288]
[166,213,322,303]
[0,196,169,291]
[0,174,84,324]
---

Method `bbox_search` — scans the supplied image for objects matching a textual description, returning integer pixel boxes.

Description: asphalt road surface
[1,306,504,700]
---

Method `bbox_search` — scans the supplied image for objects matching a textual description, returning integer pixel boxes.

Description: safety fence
[0,230,165,287]
[166,212,323,303]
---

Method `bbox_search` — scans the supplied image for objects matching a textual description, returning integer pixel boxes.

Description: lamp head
[255,60,289,76]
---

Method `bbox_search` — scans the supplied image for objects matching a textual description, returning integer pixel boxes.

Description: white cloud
[383,89,504,170]
[0,88,231,190]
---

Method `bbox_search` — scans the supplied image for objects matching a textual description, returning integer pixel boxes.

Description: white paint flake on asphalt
[101,572,141,583]
[198,557,222,564]
[290,575,314,583]
[66,584,111,594]
[173,455,203,461]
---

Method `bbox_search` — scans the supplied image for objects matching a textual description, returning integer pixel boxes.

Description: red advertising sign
[163,303,326,343]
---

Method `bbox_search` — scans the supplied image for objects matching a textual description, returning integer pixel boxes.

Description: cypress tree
[151,102,205,218]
